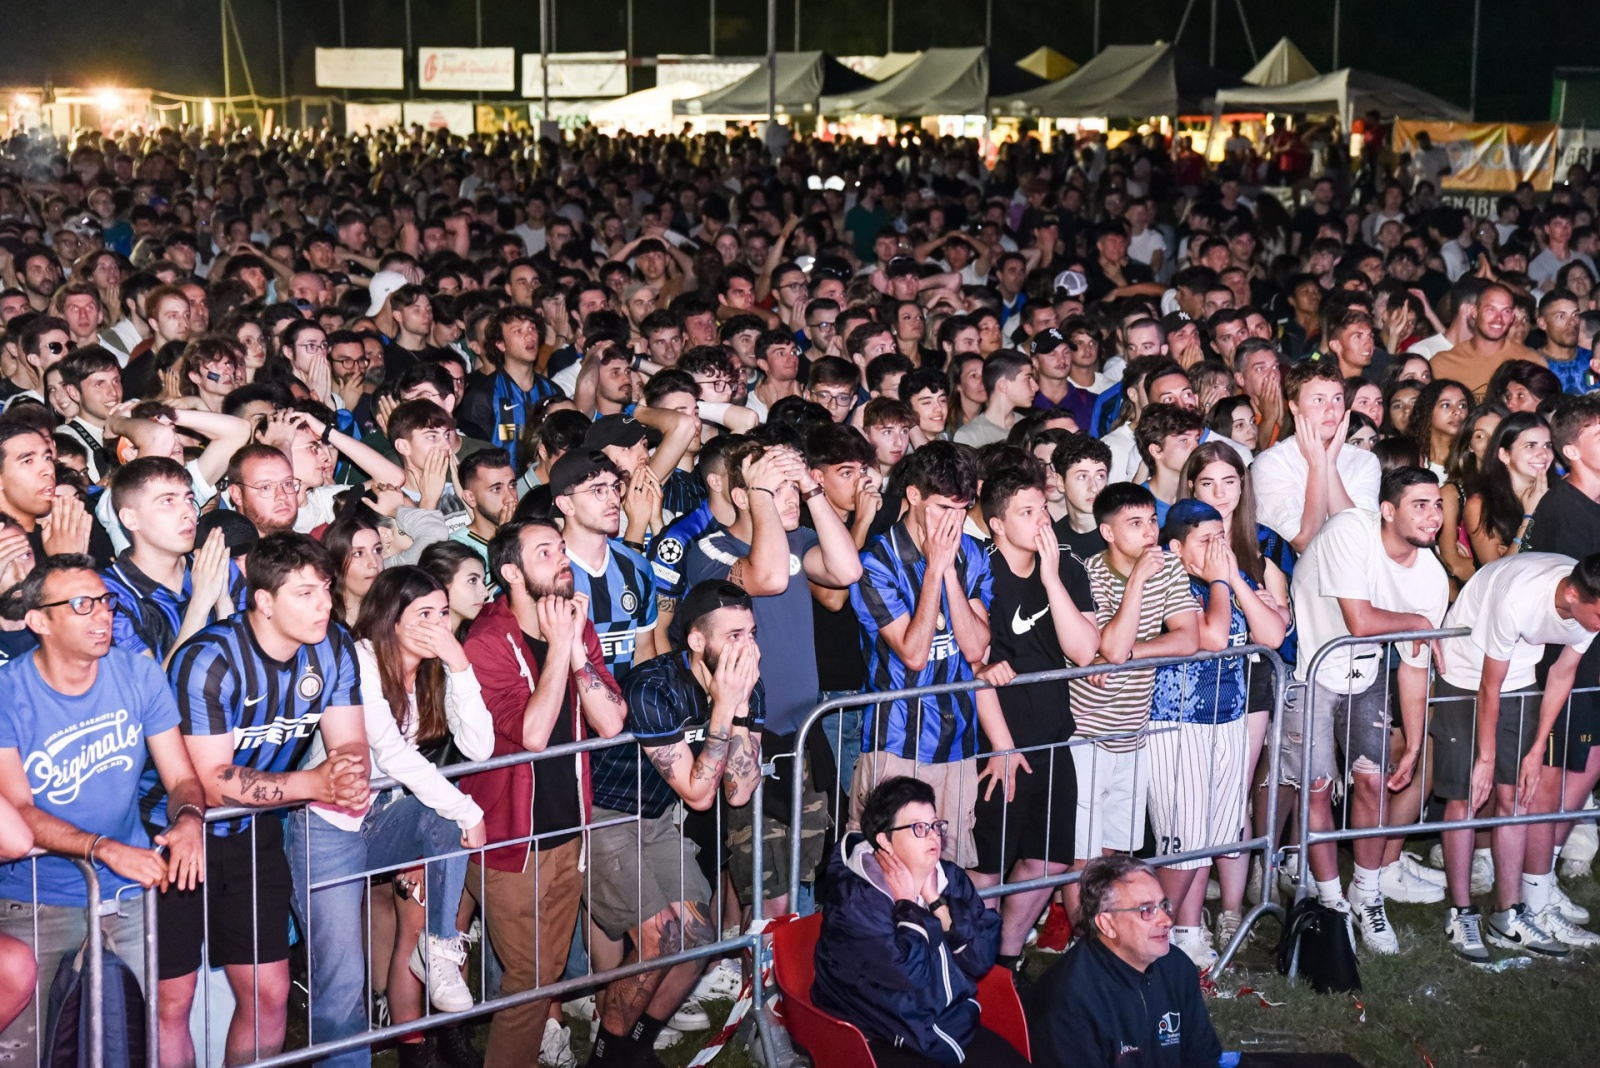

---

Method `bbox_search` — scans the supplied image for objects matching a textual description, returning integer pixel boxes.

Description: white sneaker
[654,1025,685,1051]
[1205,878,1221,902]
[1535,905,1600,948]
[1487,904,1568,957]
[1215,909,1243,952]
[1427,842,1445,871]
[561,993,596,1021]
[539,1018,577,1068]
[1445,906,1490,964]
[407,934,474,1013]
[693,957,744,1001]
[670,997,712,1031]
[1170,925,1218,971]
[1551,881,1591,925]
[1379,861,1445,904]
[1400,852,1448,888]
[1472,850,1496,896]
[1350,892,1400,955]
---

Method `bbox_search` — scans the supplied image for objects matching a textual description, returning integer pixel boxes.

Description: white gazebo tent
[1215,68,1470,127]
[1243,38,1317,87]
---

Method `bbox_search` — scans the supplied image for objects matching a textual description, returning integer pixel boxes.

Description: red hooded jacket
[459,596,621,873]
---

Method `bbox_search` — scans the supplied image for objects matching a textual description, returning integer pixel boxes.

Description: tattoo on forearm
[217,766,287,808]
[723,733,759,790]
[693,732,730,782]
[647,746,681,780]
[576,665,622,704]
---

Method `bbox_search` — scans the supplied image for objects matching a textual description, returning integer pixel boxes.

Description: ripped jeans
[1279,680,1392,792]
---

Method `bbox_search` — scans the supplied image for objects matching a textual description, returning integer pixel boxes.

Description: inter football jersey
[160,616,362,834]
[568,539,658,683]
[649,502,720,603]
[102,553,250,661]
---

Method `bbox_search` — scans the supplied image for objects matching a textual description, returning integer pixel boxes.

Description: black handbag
[1275,896,1362,994]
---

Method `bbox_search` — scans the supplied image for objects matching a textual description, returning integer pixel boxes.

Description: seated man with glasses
[806,356,863,425]
[1028,855,1222,1068]
[813,775,1026,1068]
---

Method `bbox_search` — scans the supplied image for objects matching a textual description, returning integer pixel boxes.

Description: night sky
[0,0,1574,123]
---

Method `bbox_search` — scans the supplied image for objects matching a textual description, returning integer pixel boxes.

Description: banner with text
[418,47,516,92]
[1394,120,1558,193]
[344,102,403,131]
[401,101,477,132]
[315,48,404,90]
[520,52,628,99]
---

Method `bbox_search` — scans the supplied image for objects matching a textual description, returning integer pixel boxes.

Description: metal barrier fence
[1293,627,1600,910]
[783,645,1293,973]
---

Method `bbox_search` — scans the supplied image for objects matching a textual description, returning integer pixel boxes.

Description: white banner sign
[315,48,404,90]
[418,47,516,92]
[343,102,403,132]
[521,52,629,99]
[401,102,477,133]
[656,55,760,92]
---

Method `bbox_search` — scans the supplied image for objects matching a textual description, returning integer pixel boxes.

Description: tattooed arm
[182,728,368,810]
[642,728,732,812]
[722,727,761,806]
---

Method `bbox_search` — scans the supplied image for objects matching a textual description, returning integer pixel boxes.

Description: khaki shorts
[585,806,713,941]
[847,751,980,868]
[727,790,830,904]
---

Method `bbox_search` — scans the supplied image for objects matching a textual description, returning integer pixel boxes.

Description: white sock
[1474,846,1494,862]
[1316,878,1345,908]
[1351,865,1381,900]
[1523,871,1555,914]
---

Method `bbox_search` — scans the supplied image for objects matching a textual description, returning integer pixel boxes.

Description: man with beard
[15,246,59,313]
[1536,288,1585,395]
[461,518,627,1068]
[1433,282,1546,400]
[224,445,301,539]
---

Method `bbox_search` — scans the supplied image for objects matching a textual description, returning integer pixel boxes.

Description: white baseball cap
[1052,270,1088,298]
[366,270,409,317]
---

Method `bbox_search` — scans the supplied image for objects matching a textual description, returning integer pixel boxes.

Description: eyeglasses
[887,819,950,840]
[37,592,119,615]
[696,378,734,396]
[296,340,329,354]
[810,390,855,410]
[809,319,838,333]
[242,478,304,498]
[1104,898,1175,921]
[567,479,622,501]
[329,355,368,370]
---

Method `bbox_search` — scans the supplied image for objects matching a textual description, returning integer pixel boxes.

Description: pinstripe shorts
[1146,718,1250,870]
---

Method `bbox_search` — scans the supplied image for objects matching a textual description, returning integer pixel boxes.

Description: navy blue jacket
[1028,936,1223,1068]
[811,833,1000,1064]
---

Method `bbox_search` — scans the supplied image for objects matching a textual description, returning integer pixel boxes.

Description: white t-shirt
[1102,423,1142,483]
[1291,509,1449,690]
[1439,553,1597,691]
[1127,229,1167,267]
[294,484,344,534]
[1250,436,1382,544]
[1406,332,1454,360]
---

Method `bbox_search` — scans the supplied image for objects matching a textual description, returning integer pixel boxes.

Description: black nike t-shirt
[984,543,1096,749]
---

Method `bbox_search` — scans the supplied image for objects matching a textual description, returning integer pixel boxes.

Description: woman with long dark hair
[324,506,384,625]
[946,352,986,431]
[1439,403,1507,586]
[337,567,493,1049]
[1405,378,1472,478]
[1464,412,1553,564]
[419,540,490,638]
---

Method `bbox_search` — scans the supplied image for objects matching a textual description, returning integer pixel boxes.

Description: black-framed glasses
[37,592,119,615]
[887,819,949,840]
[1104,899,1175,921]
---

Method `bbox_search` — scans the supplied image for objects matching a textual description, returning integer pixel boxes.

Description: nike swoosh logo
[243,695,266,707]
[1012,605,1050,635]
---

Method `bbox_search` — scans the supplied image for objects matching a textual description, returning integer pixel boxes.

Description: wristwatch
[731,714,753,730]
[925,895,948,913]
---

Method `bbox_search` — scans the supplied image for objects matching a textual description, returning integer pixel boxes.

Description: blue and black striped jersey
[101,553,250,663]
[458,369,564,471]
[157,615,363,834]
[568,540,658,684]
[648,502,721,602]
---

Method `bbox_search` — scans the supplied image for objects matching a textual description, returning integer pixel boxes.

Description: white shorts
[1070,738,1149,856]
[1146,718,1250,871]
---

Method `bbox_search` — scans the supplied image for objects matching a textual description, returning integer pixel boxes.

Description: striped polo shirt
[850,521,993,764]
[567,539,658,683]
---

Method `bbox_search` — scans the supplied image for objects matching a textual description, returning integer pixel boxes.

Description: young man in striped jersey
[158,533,369,1068]
[849,442,993,868]
[550,449,661,683]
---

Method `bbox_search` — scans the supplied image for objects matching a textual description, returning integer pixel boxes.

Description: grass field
[364,862,1600,1068]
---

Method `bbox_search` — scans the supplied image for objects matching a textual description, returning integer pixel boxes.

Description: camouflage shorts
[726,789,830,904]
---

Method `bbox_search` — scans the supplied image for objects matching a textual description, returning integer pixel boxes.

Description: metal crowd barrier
[1293,626,1600,903]
[784,644,1293,973]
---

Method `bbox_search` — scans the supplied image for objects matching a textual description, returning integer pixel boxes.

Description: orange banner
[1394,121,1559,193]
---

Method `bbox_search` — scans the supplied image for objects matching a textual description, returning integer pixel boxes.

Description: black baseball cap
[196,509,259,556]
[547,449,620,497]
[677,579,753,634]
[1031,327,1069,356]
[582,414,651,452]
[1160,312,1196,335]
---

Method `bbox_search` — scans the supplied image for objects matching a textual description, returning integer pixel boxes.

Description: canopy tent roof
[995,42,1240,118]
[674,52,876,116]
[1215,68,1470,121]
[1016,46,1079,82]
[1243,37,1318,86]
[820,47,992,116]
[587,83,706,132]
[867,52,923,80]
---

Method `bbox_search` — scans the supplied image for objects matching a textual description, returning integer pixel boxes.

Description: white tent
[587,83,705,133]
[1243,38,1317,87]
[1215,68,1469,124]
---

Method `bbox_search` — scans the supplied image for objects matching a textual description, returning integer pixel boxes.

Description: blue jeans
[818,692,865,802]
[286,794,469,1068]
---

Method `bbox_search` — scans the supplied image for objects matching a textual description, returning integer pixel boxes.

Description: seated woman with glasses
[1028,854,1222,1068]
[812,776,1028,1068]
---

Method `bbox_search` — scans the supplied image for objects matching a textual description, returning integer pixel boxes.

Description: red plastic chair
[770,912,1032,1066]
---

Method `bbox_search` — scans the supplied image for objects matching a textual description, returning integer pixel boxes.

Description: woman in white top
[348,566,494,1023]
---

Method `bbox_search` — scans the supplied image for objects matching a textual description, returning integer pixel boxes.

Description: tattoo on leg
[679,900,718,948]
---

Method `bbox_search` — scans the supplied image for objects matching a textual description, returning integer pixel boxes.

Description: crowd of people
[0,111,1596,1068]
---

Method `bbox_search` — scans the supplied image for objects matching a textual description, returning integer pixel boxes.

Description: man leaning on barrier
[581,580,763,1065]
[0,554,208,1066]
[1027,854,1223,1068]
